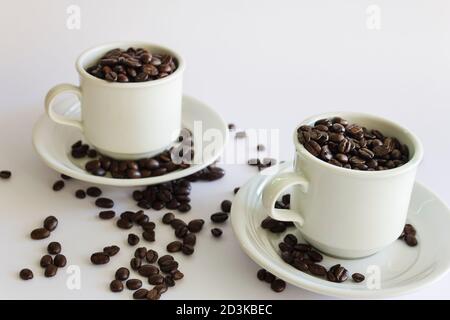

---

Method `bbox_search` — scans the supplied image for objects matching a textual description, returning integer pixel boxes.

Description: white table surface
[0,0,449,300]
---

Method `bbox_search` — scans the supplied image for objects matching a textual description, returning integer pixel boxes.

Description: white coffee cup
[262,112,424,259]
[45,41,185,159]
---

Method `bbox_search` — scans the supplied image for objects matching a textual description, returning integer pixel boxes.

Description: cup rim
[292,111,424,178]
[75,41,185,87]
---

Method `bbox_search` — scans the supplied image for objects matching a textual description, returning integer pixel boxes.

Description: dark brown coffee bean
[158,254,174,266]
[234,187,240,194]
[95,197,114,208]
[116,218,133,229]
[47,242,61,255]
[160,260,179,273]
[271,279,286,292]
[86,187,102,197]
[40,255,53,268]
[19,268,33,280]
[404,224,416,236]
[103,245,120,256]
[257,269,266,281]
[141,221,155,231]
[167,241,182,253]
[211,212,229,223]
[405,234,418,247]
[99,210,115,220]
[143,230,155,242]
[128,233,140,246]
[309,264,327,277]
[54,254,67,268]
[52,180,64,191]
[115,267,130,281]
[44,264,58,277]
[109,280,123,292]
[352,273,365,283]
[85,160,101,172]
[43,215,58,232]
[211,228,223,237]
[162,212,175,224]
[183,233,196,246]
[132,288,149,300]
[146,288,161,300]
[292,259,309,272]
[178,202,191,212]
[221,200,232,213]
[74,189,85,199]
[187,219,205,233]
[181,244,194,255]
[130,257,142,270]
[0,170,12,179]
[138,265,159,277]
[283,234,298,246]
[91,252,110,265]
[126,279,142,290]
[135,247,147,259]
[30,228,50,240]
[164,275,176,287]
[175,226,188,239]
[145,249,158,264]
[263,271,276,283]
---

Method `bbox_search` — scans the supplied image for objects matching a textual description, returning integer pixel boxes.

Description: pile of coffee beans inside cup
[298,117,410,170]
[87,47,177,82]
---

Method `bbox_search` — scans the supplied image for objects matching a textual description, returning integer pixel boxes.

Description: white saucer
[231,162,450,298]
[32,95,229,187]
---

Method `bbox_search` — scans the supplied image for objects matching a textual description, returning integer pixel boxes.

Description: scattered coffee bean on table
[52,180,65,191]
[270,279,286,293]
[167,241,182,253]
[146,288,161,300]
[75,189,86,199]
[220,200,232,213]
[91,252,110,265]
[211,228,223,238]
[115,267,130,281]
[126,279,142,290]
[127,233,140,246]
[233,187,240,194]
[95,197,114,209]
[54,254,67,268]
[133,288,149,300]
[146,249,158,264]
[43,216,58,232]
[40,255,53,268]
[99,210,115,220]
[86,187,102,197]
[0,170,12,179]
[30,228,50,240]
[44,264,58,277]
[19,268,33,280]
[142,230,155,242]
[162,212,175,224]
[297,117,410,171]
[103,245,120,257]
[210,212,229,223]
[110,279,124,292]
[352,273,365,283]
[187,219,204,233]
[130,258,142,270]
[47,242,61,255]
[183,233,196,246]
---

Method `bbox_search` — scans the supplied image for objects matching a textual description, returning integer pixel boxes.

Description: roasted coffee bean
[75,189,86,199]
[211,228,223,237]
[127,233,140,246]
[126,279,142,290]
[52,180,65,191]
[40,255,53,268]
[54,254,67,268]
[146,249,158,263]
[19,268,33,280]
[405,234,418,247]
[158,254,174,266]
[187,219,204,233]
[233,187,240,194]
[115,267,130,281]
[143,230,155,242]
[99,210,115,220]
[283,234,298,246]
[263,271,276,283]
[44,264,58,277]
[0,170,12,179]
[175,226,188,239]
[135,247,147,259]
[43,216,58,232]
[133,288,149,300]
[147,288,161,300]
[30,228,50,240]
[257,269,266,281]
[307,250,323,262]
[164,275,176,287]
[162,212,175,224]
[141,221,156,231]
[292,259,309,272]
[221,200,232,213]
[178,202,191,212]
[138,265,159,277]
[117,218,133,229]
[308,264,327,277]
[404,224,416,236]
[271,279,286,293]
[110,280,124,292]
[95,197,114,208]
[352,273,365,283]
[130,257,142,270]
[86,187,102,197]
[47,242,61,255]
[103,245,120,256]
[167,241,182,253]
[211,212,229,223]
[171,269,184,280]
[85,160,101,172]
[160,260,179,273]
[181,244,194,255]
[183,233,196,246]
[91,252,110,265]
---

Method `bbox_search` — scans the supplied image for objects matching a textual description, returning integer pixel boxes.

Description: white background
[0,0,449,299]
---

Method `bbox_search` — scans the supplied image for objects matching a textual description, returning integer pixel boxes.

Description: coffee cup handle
[45,84,83,131]
[262,171,309,227]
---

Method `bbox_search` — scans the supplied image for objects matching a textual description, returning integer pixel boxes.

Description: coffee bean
[126,279,142,290]
[138,265,160,277]
[130,258,142,270]
[271,279,286,293]
[86,187,102,197]
[256,269,266,281]
[283,234,297,246]
[128,233,140,246]
[170,219,186,230]
[307,250,323,262]
[158,254,174,265]
[175,226,188,239]
[47,242,61,254]
[117,218,133,229]
[187,219,204,233]
[167,241,182,253]
[146,288,161,300]
[263,271,276,283]
[30,228,50,240]
[211,212,229,223]
[159,260,179,273]
[292,259,309,272]
[148,274,165,286]
[54,254,67,268]
[211,228,223,237]
[352,273,365,283]
[404,224,416,236]
[146,249,158,263]
[143,230,155,242]
[44,264,58,277]
[405,234,418,247]
[162,212,175,224]
[40,255,53,268]
[134,247,147,259]
[110,280,124,292]
[154,284,168,294]
[103,245,120,256]
[234,187,240,194]
[221,200,232,213]
[181,244,194,255]
[19,268,33,280]
[52,180,65,191]
[95,197,114,208]
[183,233,196,246]
[99,210,115,220]
[0,170,12,179]
[75,189,86,199]
[178,203,191,212]
[43,216,58,231]
[171,270,184,281]
[133,288,149,300]
[91,252,110,265]
[164,275,176,287]
[115,267,130,281]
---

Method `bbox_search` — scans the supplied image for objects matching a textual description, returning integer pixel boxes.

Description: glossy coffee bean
[75,189,86,199]
[95,198,114,208]
[138,265,159,277]
[40,255,53,268]
[110,279,124,292]
[52,180,65,191]
[146,249,158,263]
[0,170,12,179]
[210,212,229,223]
[133,288,149,299]
[126,279,142,290]
[127,233,140,246]
[221,200,232,213]
[352,273,365,283]
[54,254,67,268]
[211,228,223,237]
[103,245,120,256]
[43,216,58,231]
[30,228,50,240]
[148,274,165,285]
[19,268,33,280]
[187,219,204,233]
[99,210,115,220]
[86,187,102,197]
[271,279,286,293]
[91,252,110,265]
[167,241,182,253]
[47,242,61,255]
[115,267,130,281]
[44,264,58,277]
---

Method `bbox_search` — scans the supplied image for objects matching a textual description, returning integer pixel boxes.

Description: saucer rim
[32,95,229,187]
[230,162,450,298]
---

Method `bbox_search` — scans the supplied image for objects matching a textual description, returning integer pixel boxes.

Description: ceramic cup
[262,112,423,259]
[45,41,185,159]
